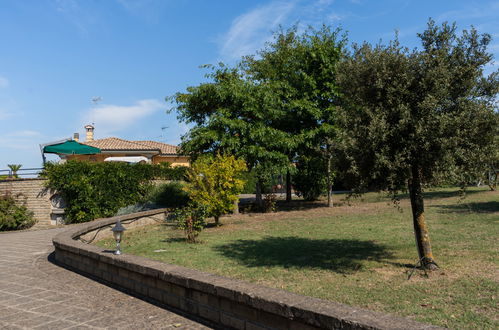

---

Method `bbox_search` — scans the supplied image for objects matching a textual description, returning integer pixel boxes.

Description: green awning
[43,140,101,155]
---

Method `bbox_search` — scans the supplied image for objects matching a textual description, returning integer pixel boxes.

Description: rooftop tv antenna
[159,126,169,141]
[91,96,103,105]
[89,97,102,130]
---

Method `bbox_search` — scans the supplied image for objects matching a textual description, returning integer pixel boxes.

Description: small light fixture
[111,220,126,255]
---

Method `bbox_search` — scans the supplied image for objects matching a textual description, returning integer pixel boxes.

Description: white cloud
[0,76,9,88]
[84,99,164,136]
[6,130,41,137]
[220,1,296,60]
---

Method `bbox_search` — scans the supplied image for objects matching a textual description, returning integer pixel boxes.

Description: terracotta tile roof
[83,137,179,155]
[135,141,179,155]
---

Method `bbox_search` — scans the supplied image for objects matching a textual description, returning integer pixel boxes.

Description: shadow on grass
[214,236,394,274]
[435,201,499,214]
[275,201,326,212]
[161,237,188,243]
[239,200,347,214]
[398,188,484,200]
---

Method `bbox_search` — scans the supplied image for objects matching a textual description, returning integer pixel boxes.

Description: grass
[96,187,499,329]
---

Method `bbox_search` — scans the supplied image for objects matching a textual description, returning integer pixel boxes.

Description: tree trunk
[233,198,239,214]
[214,215,220,226]
[286,171,292,202]
[326,152,333,207]
[408,166,438,270]
[255,180,263,208]
[488,170,497,191]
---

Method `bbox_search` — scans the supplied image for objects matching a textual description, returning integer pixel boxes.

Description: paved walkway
[0,228,209,329]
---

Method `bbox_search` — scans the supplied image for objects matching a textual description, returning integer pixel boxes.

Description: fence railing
[0,168,44,179]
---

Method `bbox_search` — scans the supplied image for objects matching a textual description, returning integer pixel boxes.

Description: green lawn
[96,187,499,329]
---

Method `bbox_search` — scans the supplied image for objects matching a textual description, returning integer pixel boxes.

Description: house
[62,125,189,167]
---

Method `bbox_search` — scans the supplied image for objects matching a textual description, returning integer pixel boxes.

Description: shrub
[185,154,247,226]
[173,204,207,243]
[241,170,258,194]
[293,154,329,201]
[263,193,277,213]
[147,181,190,208]
[43,161,161,223]
[0,191,35,231]
[43,161,192,223]
[154,163,189,181]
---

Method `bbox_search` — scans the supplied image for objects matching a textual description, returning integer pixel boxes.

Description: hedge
[42,161,188,223]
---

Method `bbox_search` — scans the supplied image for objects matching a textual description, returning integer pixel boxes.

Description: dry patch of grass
[96,187,498,329]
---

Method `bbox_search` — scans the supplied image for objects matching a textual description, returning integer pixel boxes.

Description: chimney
[84,124,94,142]
[73,133,79,142]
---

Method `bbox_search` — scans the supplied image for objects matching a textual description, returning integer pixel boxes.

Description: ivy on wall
[43,161,188,223]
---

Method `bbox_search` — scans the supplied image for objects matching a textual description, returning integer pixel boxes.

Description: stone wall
[0,178,54,228]
[53,210,443,330]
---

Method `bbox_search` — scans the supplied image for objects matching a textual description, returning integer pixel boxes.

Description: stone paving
[0,228,210,329]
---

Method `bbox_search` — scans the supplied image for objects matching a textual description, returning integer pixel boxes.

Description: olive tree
[338,20,498,269]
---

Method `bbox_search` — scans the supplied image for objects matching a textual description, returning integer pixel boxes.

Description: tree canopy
[170,19,498,268]
[338,20,498,268]
[173,26,346,205]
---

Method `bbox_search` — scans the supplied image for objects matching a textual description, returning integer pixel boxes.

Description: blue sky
[1,0,498,168]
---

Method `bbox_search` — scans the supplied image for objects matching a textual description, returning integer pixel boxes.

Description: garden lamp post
[111,220,126,255]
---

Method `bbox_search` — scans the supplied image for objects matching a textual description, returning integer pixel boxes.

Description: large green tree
[244,26,345,206]
[172,65,293,206]
[338,20,498,269]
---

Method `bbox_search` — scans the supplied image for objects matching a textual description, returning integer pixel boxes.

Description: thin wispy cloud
[313,0,335,12]
[220,1,296,61]
[116,0,167,23]
[438,1,499,21]
[218,0,357,61]
[0,131,42,150]
[52,0,99,35]
[328,13,344,22]
[0,76,9,88]
[6,130,41,138]
[83,99,164,137]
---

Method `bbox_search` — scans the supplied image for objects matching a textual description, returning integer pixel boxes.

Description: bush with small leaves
[0,191,35,231]
[263,193,277,213]
[173,204,207,243]
[185,154,247,226]
[147,181,190,209]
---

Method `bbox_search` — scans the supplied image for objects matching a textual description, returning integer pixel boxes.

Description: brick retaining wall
[53,210,443,330]
[0,178,53,227]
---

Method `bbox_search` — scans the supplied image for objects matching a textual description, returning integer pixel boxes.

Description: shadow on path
[214,236,394,273]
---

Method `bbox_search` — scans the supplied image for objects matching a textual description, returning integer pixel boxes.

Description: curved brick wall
[53,210,443,330]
